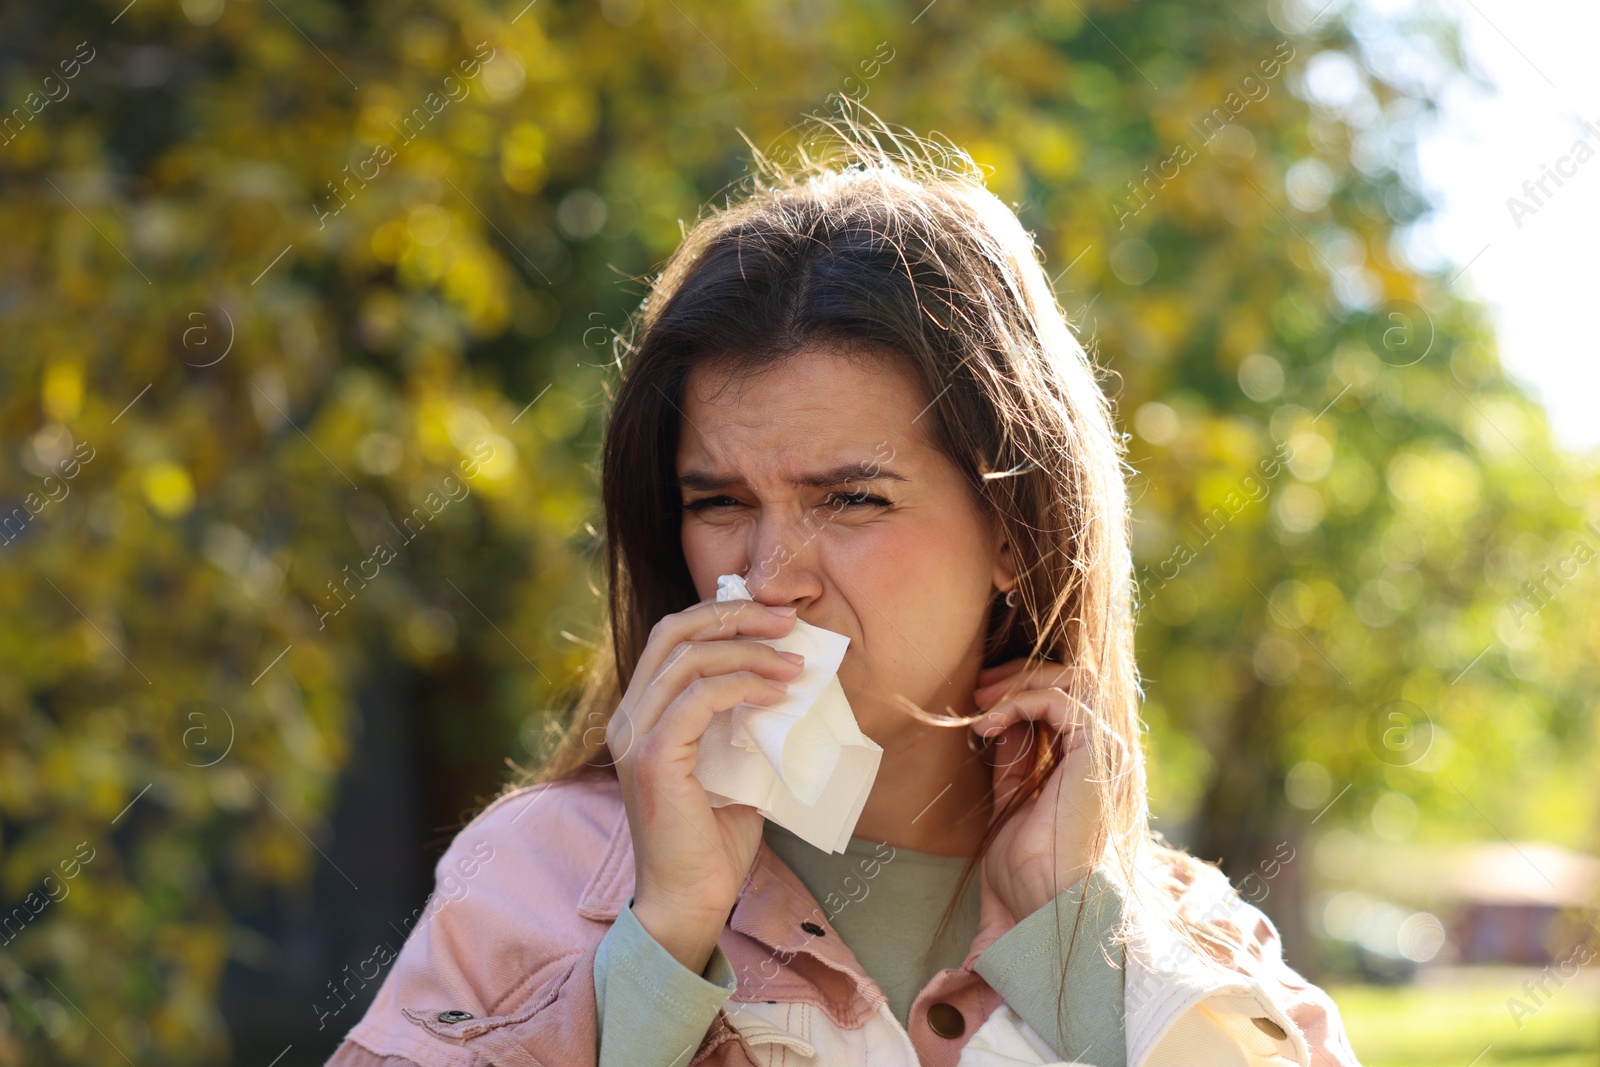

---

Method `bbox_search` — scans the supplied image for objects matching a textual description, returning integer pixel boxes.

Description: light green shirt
[594,820,1127,1067]
[759,819,982,1027]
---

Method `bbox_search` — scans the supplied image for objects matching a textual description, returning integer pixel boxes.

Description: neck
[850,718,994,857]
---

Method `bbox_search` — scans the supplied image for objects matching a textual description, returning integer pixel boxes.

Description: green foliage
[1,0,1595,1063]
[1331,978,1600,1066]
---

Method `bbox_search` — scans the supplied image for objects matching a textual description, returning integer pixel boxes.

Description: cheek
[861,512,992,594]
[679,521,718,597]
[680,519,750,599]
[844,516,994,663]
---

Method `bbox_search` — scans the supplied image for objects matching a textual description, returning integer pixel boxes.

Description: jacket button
[927,1002,965,1039]
[437,1010,474,1024]
[800,921,826,936]
[1252,1016,1287,1040]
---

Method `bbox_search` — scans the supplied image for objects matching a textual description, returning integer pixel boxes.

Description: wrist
[1001,862,1094,920]
[630,895,728,976]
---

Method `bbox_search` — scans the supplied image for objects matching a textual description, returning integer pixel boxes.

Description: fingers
[620,600,800,740]
[975,661,1086,708]
[976,656,1078,687]
[975,657,1032,687]
[979,692,1100,812]
[974,689,1093,747]
[972,662,1098,797]
[650,639,804,710]
[624,636,802,742]
[635,598,798,689]
[626,671,791,773]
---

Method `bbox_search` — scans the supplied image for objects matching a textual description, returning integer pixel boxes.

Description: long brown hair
[511,104,1277,1049]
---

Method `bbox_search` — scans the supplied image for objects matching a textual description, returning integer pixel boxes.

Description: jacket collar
[575,795,1019,1030]
[575,802,634,922]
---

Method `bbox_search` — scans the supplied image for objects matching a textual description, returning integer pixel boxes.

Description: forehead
[675,347,935,473]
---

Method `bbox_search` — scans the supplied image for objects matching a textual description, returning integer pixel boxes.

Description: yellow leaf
[143,462,196,519]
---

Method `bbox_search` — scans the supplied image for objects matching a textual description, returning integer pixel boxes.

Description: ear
[990,515,1017,594]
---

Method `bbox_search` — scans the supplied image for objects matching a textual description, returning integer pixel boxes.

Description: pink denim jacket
[325,772,1363,1067]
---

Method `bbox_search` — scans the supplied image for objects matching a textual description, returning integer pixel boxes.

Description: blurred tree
[0,0,1595,1063]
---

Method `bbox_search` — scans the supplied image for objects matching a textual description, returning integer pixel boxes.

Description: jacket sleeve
[324,784,617,1067]
[972,868,1127,1067]
[1143,856,1364,1067]
[593,893,738,1067]
[1233,905,1362,1066]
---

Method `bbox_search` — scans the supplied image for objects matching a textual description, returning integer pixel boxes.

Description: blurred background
[2,0,1597,1064]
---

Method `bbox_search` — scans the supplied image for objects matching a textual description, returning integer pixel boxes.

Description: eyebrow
[677,464,909,492]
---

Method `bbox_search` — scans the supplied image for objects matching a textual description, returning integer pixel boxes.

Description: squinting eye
[682,495,741,511]
[828,492,891,509]
[682,493,892,512]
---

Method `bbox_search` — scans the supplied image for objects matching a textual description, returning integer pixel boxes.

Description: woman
[325,115,1363,1067]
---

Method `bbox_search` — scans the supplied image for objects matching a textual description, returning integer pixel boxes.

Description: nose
[741,508,822,610]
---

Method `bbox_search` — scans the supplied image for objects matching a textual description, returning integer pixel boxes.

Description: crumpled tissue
[690,573,883,853]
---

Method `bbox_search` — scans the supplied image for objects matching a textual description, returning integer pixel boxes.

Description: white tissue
[690,573,884,853]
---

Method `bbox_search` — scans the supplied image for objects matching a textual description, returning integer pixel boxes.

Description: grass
[1328,970,1600,1067]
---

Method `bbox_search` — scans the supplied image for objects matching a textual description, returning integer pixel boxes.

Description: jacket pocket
[400,951,584,1061]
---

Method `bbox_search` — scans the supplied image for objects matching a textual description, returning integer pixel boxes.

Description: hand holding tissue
[690,574,883,853]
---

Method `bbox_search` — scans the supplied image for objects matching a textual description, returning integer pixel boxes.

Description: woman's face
[675,346,1015,742]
